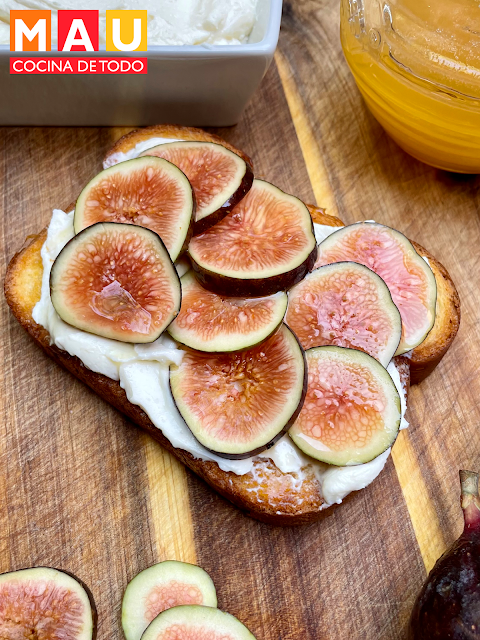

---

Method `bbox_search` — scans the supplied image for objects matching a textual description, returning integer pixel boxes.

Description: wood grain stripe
[274,51,338,217]
[391,432,446,571]
[275,54,445,572]
[143,435,197,564]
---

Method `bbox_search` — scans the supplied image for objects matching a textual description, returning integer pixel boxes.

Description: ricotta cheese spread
[33,209,408,506]
[103,138,184,169]
[0,0,258,47]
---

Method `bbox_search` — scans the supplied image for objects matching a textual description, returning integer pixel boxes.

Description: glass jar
[340,0,480,173]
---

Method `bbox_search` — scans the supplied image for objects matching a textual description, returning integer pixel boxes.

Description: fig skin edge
[408,470,480,640]
[192,161,254,236]
[190,244,318,298]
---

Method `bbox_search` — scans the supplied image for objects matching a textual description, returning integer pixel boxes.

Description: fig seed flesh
[168,272,288,352]
[0,567,96,640]
[289,345,401,466]
[170,324,307,459]
[315,222,437,355]
[286,262,402,367]
[122,561,217,640]
[141,141,254,235]
[188,180,317,297]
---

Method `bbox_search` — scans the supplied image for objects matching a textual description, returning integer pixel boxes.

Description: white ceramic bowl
[0,0,282,126]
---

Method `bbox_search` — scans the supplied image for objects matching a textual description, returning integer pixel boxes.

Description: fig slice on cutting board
[167,272,288,352]
[289,345,401,466]
[285,262,402,367]
[50,222,181,343]
[0,566,96,640]
[74,156,195,262]
[314,222,437,355]
[188,180,317,297]
[170,324,307,459]
[122,561,217,640]
[141,605,256,640]
[140,141,254,235]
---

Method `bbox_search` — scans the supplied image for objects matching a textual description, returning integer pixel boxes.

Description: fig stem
[460,469,480,530]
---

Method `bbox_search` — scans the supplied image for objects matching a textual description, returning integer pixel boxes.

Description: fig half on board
[74,156,195,262]
[170,324,307,459]
[122,561,217,640]
[188,180,317,297]
[0,567,96,640]
[315,222,437,355]
[140,141,254,235]
[141,605,256,640]
[286,262,402,367]
[168,272,288,352]
[409,470,480,640]
[289,345,401,466]
[50,222,181,343]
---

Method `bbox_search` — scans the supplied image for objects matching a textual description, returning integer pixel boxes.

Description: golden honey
[340,0,480,173]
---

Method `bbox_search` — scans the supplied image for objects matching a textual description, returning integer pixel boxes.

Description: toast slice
[4,206,458,526]
[5,126,460,524]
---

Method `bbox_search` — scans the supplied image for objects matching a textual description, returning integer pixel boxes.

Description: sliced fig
[289,346,401,466]
[188,180,317,297]
[315,222,437,354]
[141,605,256,640]
[122,561,217,640]
[50,222,181,343]
[74,157,195,262]
[167,272,288,352]
[140,141,254,235]
[285,262,402,367]
[170,324,307,459]
[0,566,96,640]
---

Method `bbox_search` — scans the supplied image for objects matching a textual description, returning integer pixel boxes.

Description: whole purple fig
[409,470,480,639]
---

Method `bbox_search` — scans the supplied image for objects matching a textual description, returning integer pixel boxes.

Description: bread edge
[103,124,254,170]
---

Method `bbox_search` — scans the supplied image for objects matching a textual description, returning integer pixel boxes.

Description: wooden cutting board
[1,2,480,638]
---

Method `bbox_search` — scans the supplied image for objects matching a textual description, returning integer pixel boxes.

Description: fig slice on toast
[289,346,401,466]
[141,605,256,640]
[0,567,96,640]
[74,156,195,262]
[140,141,254,235]
[122,561,217,640]
[315,222,437,354]
[188,180,317,297]
[50,222,181,343]
[286,262,402,367]
[170,324,307,459]
[168,272,288,352]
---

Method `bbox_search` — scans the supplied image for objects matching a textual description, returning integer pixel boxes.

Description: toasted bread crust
[104,125,254,169]
[409,242,460,384]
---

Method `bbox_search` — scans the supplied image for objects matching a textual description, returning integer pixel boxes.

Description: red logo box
[57,10,99,52]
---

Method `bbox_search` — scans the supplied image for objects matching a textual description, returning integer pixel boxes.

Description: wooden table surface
[2,2,480,639]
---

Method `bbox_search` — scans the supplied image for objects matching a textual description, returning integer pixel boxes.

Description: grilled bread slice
[4,127,460,525]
